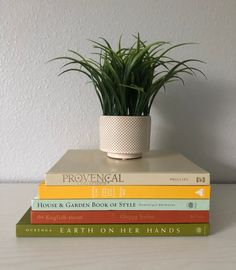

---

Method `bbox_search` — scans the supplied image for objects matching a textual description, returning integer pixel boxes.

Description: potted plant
[51,34,205,159]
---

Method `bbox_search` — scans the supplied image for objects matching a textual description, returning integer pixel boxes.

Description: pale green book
[45,149,210,186]
[32,198,210,211]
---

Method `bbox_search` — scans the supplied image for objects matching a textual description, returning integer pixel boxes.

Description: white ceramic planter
[99,115,151,159]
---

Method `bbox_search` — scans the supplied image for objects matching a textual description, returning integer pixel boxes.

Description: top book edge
[46,149,209,175]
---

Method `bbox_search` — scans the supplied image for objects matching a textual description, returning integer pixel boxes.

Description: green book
[16,209,210,237]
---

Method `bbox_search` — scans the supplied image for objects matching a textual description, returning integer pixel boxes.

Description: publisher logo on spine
[196,177,206,183]
[196,227,202,234]
[186,202,197,209]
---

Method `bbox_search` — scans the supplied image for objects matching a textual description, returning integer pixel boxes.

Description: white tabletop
[0,183,236,270]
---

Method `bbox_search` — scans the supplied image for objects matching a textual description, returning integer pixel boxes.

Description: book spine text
[30,210,209,224]
[31,199,210,211]
[16,223,210,237]
[38,184,211,199]
[45,173,210,186]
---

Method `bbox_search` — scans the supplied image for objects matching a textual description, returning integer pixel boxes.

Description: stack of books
[16,150,210,237]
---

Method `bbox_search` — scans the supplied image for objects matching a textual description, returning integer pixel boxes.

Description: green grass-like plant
[51,34,205,116]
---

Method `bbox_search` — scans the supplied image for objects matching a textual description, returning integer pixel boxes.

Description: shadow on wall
[151,80,236,183]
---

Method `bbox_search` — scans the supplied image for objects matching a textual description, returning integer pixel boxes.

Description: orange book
[31,210,209,224]
[38,181,210,199]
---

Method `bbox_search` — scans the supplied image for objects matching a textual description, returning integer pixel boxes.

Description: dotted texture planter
[99,116,151,159]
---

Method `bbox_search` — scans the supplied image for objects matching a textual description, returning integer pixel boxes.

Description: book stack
[16,150,210,237]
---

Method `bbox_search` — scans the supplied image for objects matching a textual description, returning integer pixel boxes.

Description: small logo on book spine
[196,177,206,183]
[195,188,204,197]
[186,202,197,209]
[196,227,202,234]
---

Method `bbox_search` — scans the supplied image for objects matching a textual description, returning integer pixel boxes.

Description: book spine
[38,184,210,199]
[31,199,210,211]
[30,210,209,224]
[16,223,210,237]
[45,173,210,186]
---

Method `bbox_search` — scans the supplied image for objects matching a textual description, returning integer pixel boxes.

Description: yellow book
[38,181,210,199]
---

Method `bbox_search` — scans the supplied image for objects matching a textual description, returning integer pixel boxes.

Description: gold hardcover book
[45,150,210,186]
[38,181,210,199]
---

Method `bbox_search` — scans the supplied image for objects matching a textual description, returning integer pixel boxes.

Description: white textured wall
[1,0,236,182]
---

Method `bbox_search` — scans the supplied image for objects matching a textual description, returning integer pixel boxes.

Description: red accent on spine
[31,210,209,224]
